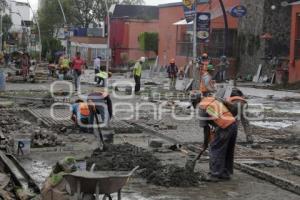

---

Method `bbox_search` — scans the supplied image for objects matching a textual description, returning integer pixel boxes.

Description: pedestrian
[167,58,178,90]
[87,88,113,127]
[71,99,92,133]
[200,64,215,97]
[199,96,238,182]
[71,52,86,92]
[94,56,101,82]
[217,55,230,82]
[224,88,254,143]
[133,57,145,93]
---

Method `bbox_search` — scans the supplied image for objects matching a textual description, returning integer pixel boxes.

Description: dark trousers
[209,122,238,177]
[134,75,141,92]
[95,69,99,82]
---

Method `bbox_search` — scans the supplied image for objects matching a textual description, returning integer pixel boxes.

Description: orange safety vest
[199,97,236,129]
[79,103,90,117]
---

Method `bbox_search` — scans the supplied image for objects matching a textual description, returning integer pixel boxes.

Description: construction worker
[225,88,254,143]
[59,54,70,80]
[217,55,230,82]
[21,53,30,80]
[178,66,185,80]
[94,56,101,82]
[71,99,92,133]
[167,58,178,90]
[199,96,238,182]
[71,52,86,92]
[41,157,77,200]
[87,88,113,126]
[96,66,112,87]
[200,64,215,97]
[133,57,145,93]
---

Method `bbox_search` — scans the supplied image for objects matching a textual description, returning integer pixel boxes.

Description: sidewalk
[239,86,300,98]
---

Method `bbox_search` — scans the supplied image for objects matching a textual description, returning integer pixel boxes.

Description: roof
[111,4,159,20]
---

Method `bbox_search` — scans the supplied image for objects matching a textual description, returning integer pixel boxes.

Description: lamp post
[218,0,229,56]
[57,0,69,58]
[26,0,42,62]
[104,0,111,88]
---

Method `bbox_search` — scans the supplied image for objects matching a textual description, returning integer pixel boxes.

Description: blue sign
[229,5,247,18]
[183,0,196,23]
[196,12,211,43]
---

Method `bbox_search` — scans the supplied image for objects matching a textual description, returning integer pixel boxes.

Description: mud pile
[87,143,203,187]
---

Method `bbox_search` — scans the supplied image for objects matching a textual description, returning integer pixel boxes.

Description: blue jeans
[209,122,238,177]
[73,70,81,91]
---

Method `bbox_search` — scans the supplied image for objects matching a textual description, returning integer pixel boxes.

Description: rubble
[0,110,63,149]
[87,143,204,187]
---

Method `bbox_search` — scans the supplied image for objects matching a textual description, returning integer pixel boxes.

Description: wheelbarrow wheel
[102,194,112,200]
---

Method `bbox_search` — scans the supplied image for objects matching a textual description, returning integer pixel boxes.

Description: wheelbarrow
[63,166,139,200]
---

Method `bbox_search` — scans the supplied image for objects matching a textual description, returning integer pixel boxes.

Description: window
[295,15,300,59]
[176,28,237,58]
[92,48,107,61]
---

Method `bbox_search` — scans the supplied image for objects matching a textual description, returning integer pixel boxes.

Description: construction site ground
[0,68,300,199]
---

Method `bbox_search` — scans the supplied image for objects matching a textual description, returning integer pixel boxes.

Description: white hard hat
[140,57,146,63]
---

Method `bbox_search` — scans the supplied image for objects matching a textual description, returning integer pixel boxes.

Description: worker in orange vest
[71,99,92,133]
[199,96,238,182]
[200,64,215,97]
[225,88,254,143]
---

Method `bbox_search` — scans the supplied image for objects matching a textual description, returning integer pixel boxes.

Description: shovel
[93,111,107,151]
[185,147,207,172]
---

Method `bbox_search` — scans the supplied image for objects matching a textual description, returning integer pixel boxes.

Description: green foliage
[42,38,64,61]
[1,15,12,42]
[138,32,158,54]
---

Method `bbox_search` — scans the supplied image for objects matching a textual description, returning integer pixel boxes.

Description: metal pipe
[218,0,229,56]
[26,0,42,62]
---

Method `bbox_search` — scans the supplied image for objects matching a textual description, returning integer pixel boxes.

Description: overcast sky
[25,0,180,10]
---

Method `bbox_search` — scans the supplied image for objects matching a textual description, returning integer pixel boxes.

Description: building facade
[238,0,291,78]
[110,5,159,67]
[289,2,300,83]
[158,0,240,76]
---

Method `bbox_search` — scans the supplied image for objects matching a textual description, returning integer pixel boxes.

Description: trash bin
[0,70,6,91]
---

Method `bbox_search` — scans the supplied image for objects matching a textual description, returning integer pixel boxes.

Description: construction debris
[87,143,204,187]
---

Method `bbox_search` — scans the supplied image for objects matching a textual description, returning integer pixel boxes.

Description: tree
[2,14,13,42]
[138,32,158,55]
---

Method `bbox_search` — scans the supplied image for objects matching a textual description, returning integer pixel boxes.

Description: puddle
[19,159,52,188]
[250,121,295,130]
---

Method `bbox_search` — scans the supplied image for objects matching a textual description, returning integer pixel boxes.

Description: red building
[158,0,240,70]
[289,2,300,83]
[110,5,159,67]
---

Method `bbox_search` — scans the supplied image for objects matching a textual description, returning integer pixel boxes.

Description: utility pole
[192,0,199,89]
[104,0,111,88]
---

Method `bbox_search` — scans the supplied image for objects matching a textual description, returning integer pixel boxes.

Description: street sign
[196,12,211,43]
[183,0,196,23]
[229,5,247,18]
